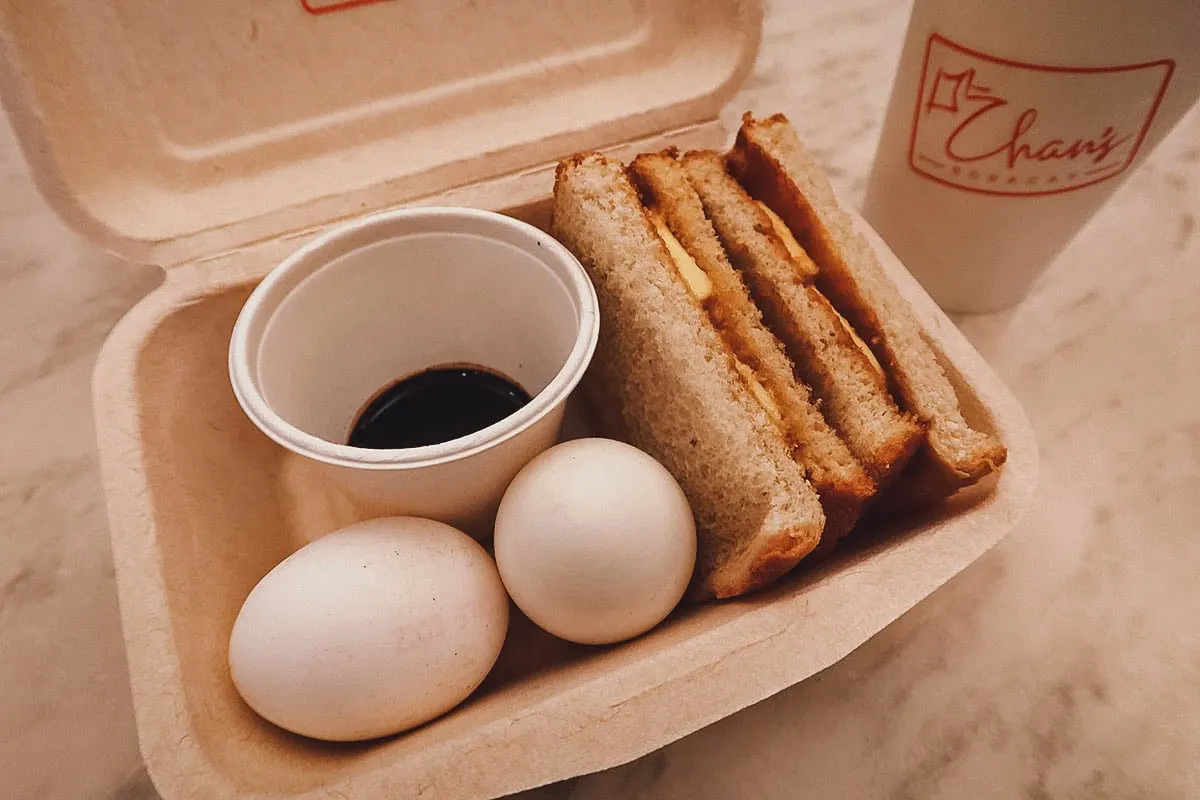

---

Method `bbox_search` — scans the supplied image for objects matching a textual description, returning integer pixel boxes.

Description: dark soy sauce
[347,365,532,450]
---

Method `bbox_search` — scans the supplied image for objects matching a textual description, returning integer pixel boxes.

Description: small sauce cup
[229,206,599,537]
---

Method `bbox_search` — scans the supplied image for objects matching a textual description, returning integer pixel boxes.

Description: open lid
[0,0,760,266]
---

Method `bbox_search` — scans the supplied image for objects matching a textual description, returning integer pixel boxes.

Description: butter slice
[733,358,783,426]
[753,201,884,377]
[755,201,807,262]
[650,214,783,424]
[652,215,712,301]
[833,307,884,376]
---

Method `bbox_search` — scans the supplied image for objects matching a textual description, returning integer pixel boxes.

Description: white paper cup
[863,0,1200,312]
[229,207,599,537]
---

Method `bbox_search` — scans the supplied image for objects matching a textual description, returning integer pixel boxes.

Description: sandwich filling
[651,214,783,427]
[651,215,712,301]
[754,199,882,377]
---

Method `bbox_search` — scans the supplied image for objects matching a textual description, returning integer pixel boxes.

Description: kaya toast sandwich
[548,114,1008,598]
[551,152,825,600]
[726,113,1007,508]
[627,150,876,548]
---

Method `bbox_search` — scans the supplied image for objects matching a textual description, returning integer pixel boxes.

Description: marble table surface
[3,1,1199,798]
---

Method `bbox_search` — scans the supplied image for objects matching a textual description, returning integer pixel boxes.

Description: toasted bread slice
[628,150,874,544]
[681,150,924,489]
[550,152,825,599]
[728,113,1007,501]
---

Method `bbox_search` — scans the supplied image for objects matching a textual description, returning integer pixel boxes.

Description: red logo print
[300,0,390,15]
[908,34,1174,197]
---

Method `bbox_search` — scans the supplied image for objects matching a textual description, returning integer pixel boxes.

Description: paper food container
[0,2,1037,798]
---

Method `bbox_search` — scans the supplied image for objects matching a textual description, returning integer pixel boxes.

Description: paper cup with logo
[228,207,600,538]
[863,0,1200,312]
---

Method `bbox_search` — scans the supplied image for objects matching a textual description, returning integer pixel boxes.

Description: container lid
[0,0,760,266]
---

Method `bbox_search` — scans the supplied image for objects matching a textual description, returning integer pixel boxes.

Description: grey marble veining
[2,0,1199,798]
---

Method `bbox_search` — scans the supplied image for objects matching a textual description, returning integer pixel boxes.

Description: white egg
[494,438,696,645]
[228,517,508,742]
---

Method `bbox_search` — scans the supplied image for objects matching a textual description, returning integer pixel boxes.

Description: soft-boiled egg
[493,438,696,645]
[228,517,508,742]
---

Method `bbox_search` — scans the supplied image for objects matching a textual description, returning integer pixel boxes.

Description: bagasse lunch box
[0,1,1038,798]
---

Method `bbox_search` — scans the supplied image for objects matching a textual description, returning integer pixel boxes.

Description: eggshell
[228,517,508,741]
[494,438,696,645]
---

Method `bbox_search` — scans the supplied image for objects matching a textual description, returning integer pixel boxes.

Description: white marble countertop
[3,1,1199,798]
